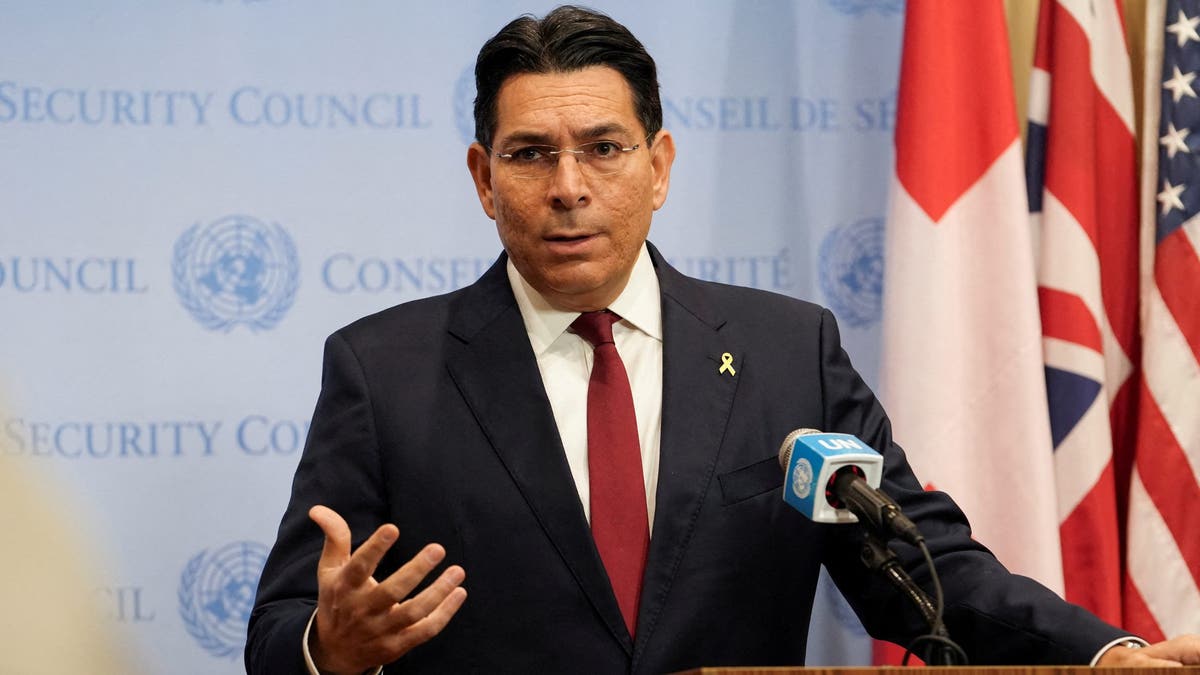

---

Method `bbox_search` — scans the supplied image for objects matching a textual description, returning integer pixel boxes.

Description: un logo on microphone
[178,541,270,659]
[173,215,300,332]
[792,458,815,499]
[819,217,883,329]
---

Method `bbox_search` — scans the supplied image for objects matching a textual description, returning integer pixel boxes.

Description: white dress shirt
[507,242,663,530]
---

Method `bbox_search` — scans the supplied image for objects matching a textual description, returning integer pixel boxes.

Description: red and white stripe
[1127,0,1200,640]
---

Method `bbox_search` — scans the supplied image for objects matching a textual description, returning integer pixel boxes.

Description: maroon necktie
[571,310,649,637]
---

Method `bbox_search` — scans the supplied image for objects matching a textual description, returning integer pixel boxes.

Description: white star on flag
[1167,9,1200,47]
[1163,65,1198,102]
[1157,179,1186,215]
[1160,122,1191,158]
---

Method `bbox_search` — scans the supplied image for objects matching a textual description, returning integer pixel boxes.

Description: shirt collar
[508,242,663,355]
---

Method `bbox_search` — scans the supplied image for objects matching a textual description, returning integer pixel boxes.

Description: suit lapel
[444,255,633,654]
[634,245,742,660]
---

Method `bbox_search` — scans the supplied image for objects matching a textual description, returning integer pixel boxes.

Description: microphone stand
[858,530,965,665]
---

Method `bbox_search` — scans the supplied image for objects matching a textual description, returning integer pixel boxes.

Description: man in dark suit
[247,6,1200,674]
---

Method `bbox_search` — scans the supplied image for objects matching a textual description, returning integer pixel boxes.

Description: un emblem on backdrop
[179,541,270,658]
[172,215,300,331]
[818,217,884,328]
[453,64,477,145]
[826,0,904,16]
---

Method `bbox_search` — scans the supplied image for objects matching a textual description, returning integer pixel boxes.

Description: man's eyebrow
[495,131,556,148]
[495,123,636,148]
[576,123,634,140]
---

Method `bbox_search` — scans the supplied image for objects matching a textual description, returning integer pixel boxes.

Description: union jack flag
[1025,0,1138,628]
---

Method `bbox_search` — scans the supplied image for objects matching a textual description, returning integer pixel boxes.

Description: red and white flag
[1025,0,1138,628]
[1125,0,1200,642]
[879,0,1064,660]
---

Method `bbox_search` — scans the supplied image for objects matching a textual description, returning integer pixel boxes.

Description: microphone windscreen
[777,427,822,469]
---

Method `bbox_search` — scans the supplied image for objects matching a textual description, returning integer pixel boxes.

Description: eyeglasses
[491,139,644,179]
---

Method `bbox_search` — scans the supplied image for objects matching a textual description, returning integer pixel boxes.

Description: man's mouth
[545,233,595,243]
[544,232,598,252]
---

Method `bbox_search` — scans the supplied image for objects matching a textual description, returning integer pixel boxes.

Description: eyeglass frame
[487,133,655,179]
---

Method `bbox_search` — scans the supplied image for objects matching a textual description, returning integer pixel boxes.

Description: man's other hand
[306,505,467,675]
[1096,635,1200,666]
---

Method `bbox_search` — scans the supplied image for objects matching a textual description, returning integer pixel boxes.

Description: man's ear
[466,142,497,220]
[648,129,676,211]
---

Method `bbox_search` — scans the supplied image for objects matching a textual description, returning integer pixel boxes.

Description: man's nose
[547,154,590,209]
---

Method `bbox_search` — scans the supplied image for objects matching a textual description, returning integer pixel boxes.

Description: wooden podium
[672,662,1200,667]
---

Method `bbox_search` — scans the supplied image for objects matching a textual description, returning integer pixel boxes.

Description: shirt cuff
[302,609,384,675]
[1089,636,1150,666]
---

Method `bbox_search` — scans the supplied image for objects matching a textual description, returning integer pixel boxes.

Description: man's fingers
[303,510,464,669]
[365,544,448,612]
[309,505,352,572]
[386,585,468,654]
[1142,634,1200,664]
[310,505,400,586]
[1123,654,1184,667]
[387,564,465,624]
[340,523,401,586]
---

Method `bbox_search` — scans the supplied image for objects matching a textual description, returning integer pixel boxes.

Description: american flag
[1025,0,1138,628]
[1125,0,1200,641]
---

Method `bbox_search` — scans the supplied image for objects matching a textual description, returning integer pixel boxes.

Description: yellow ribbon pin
[719,352,736,376]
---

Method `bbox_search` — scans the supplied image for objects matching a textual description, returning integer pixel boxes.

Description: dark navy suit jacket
[247,244,1125,673]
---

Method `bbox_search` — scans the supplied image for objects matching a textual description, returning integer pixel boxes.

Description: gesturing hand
[306,505,467,675]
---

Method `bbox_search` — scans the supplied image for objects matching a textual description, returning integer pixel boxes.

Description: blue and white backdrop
[0,1,902,672]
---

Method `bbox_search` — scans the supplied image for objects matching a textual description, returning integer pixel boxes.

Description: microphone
[777,429,923,545]
[777,430,964,664]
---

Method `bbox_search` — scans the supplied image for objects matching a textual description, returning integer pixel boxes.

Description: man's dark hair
[473,5,662,150]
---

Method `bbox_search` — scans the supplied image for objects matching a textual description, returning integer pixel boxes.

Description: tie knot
[571,310,621,347]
